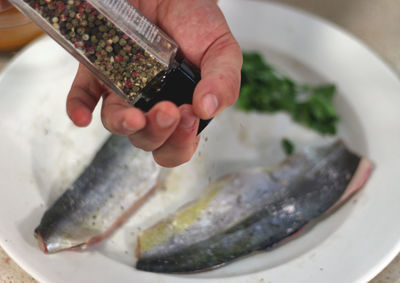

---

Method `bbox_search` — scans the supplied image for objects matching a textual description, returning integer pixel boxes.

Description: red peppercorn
[56,2,65,13]
[87,46,96,52]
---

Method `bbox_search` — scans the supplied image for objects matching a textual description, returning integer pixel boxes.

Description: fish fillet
[136,141,372,273]
[35,135,161,253]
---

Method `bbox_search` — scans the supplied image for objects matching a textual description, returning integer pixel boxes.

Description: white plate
[1,0,400,282]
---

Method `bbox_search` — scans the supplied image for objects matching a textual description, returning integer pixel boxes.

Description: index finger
[66,64,105,127]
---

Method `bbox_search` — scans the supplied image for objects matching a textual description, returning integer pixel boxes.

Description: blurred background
[0,0,399,282]
[0,0,42,64]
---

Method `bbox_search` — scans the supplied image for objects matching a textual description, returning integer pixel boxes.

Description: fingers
[193,32,243,120]
[152,105,200,167]
[100,91,147,135]
[66,64,105,127]
[66,1,235,168]
[157,0,243,120]
[127,101,180,151]
[126,104,200,168]
[67,65,199,168]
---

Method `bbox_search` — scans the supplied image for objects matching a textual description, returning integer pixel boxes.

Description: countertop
[1,0,400,282]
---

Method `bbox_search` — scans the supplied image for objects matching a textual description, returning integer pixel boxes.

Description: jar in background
[0,3,43,51]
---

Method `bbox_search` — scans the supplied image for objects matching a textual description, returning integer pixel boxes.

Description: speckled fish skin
[136,141,372,273]
[35,135,160,253]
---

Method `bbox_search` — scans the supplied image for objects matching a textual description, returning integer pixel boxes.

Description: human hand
[66,0,242,167]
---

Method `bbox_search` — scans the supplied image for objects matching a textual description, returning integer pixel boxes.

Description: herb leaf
[237,52,339,135]
[281,138,295,155]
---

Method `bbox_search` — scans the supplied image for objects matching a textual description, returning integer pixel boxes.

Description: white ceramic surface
[0,0,400,282]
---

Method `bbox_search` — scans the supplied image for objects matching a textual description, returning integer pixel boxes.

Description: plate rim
[0,1,400,282]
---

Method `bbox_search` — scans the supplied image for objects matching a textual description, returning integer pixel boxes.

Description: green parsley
[281,138,295,155]
[237,52,339,135]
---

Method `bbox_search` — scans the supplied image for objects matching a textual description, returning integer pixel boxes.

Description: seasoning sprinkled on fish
[136,141,372,273]
[35,135,160,253]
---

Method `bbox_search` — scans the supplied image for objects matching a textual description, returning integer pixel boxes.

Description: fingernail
[180,110,197,129]
[202,94,218,117]
[122,120,135,132]
[156,110,175,128]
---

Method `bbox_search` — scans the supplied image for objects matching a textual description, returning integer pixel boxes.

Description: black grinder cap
[134,59,212,134]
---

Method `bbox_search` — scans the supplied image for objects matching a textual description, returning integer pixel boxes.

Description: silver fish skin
[35,135,160,253]
[136,141,372,273]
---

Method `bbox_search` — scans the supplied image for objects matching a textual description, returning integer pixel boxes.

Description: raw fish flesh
[136,141,372,273]
[35,135,161,253]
